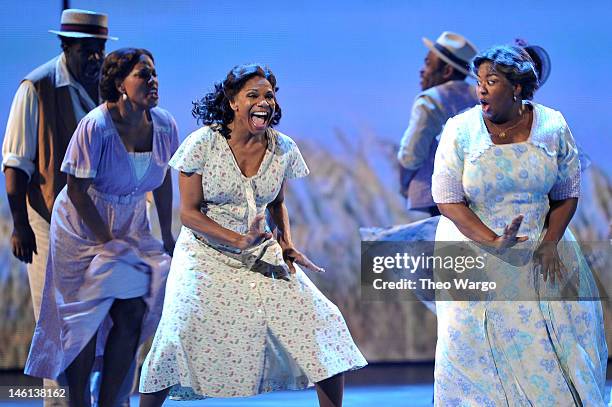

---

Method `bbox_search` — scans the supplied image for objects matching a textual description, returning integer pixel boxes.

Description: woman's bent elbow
[437,203,450,217]
[67,185,87,205]
[437,202,466,218]
[179,208,199,228]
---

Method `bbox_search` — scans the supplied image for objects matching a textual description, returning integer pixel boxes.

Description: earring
[122,92,128,101]
[513,95,517,102]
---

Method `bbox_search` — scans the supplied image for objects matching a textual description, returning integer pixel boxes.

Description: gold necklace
[485,109,525,139]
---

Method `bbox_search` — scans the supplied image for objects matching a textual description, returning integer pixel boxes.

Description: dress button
[257,309,263,314]
[250,282,256,288]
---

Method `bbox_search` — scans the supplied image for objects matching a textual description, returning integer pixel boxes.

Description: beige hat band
[433,43,470,73]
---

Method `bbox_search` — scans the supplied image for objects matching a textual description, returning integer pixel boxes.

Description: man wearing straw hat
[1,8,119,406]
[398,31,478,216]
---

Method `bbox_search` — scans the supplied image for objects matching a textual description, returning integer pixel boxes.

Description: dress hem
[141,362,367,400]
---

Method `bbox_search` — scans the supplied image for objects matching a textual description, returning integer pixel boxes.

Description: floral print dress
[431,102,608,406]
[139,126,367,399]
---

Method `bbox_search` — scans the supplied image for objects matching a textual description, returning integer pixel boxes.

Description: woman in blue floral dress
[431,45,608,405]
[139,64,366,406]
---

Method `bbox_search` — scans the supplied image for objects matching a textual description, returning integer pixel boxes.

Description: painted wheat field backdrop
[1,133,610,368]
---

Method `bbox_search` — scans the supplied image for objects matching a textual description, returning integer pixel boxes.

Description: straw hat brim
[49,30,118,41]
[422,37,471,76]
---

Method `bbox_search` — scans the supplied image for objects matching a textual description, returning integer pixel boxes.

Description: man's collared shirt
[397,80,477,210]
[2,53,98,179]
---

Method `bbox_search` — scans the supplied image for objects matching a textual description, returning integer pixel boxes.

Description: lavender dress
[25,103,179,379]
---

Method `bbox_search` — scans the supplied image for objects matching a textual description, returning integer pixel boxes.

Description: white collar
[54,53,98,106]
[460,102,560,163]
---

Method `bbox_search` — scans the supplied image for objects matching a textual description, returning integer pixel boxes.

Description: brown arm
[178,171,269,250]
[438,202,527,248]
[542,198,578,242]
[266,181,293,250]
[5,167,37,263]
[153,170,175,253]
[66,175,113,243]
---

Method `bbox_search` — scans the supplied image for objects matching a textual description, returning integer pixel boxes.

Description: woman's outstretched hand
[492,215,528,250]
[282,247,325,274]
[237,214,273,250]
[532,241,566,284]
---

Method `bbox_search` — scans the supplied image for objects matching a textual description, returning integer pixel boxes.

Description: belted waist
[88,187,145,205]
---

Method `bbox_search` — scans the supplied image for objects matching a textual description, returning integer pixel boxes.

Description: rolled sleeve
[285,141,309,180]
[60,116,102,179]
[549,114,580,200]
[397,95,441,170]
[169,128,209,175]
[169,115,180,156]
[2,81,39,180]
[431,117,465,204]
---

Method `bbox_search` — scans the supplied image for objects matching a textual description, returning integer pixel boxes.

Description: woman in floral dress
[432,45,607,405]
[139,64,366,406]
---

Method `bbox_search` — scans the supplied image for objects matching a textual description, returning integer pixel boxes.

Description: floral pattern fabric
[431,103,608,406]
[139,126,367,399]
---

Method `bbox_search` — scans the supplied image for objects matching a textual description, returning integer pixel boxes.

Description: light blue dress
[431,102,608,406]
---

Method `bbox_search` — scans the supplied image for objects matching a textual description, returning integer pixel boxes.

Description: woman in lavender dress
[25,48,178,407]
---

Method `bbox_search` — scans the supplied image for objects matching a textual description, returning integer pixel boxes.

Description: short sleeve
[61,115,102,178]
[168,115,180,156]
[549,114,580,200]
[285,141,309,180]
[169,128,208,174]
[431,117,465,203]
[2,81,39,179]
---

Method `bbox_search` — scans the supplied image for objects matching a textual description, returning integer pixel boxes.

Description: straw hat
[422,31,477,76]
[49,9,117,40]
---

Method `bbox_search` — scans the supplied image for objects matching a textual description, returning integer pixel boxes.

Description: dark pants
[413,206,440,217]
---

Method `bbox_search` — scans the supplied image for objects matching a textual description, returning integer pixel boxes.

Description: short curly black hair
[471,45,539,100]
[100,48,154,102]
[192,63,282,139]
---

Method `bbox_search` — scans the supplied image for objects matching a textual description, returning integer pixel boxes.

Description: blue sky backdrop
[1,0,611,194]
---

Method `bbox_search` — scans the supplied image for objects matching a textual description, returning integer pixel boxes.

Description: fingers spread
[549,259,555,283]
[295,255,325,273]
[553,261,563,282]
[249,215,263,231]
[286,259,296,274]
[505,216,524,236]
[558,260,568,281]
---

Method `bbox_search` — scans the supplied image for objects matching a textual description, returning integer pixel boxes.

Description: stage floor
[1,363,610,406]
